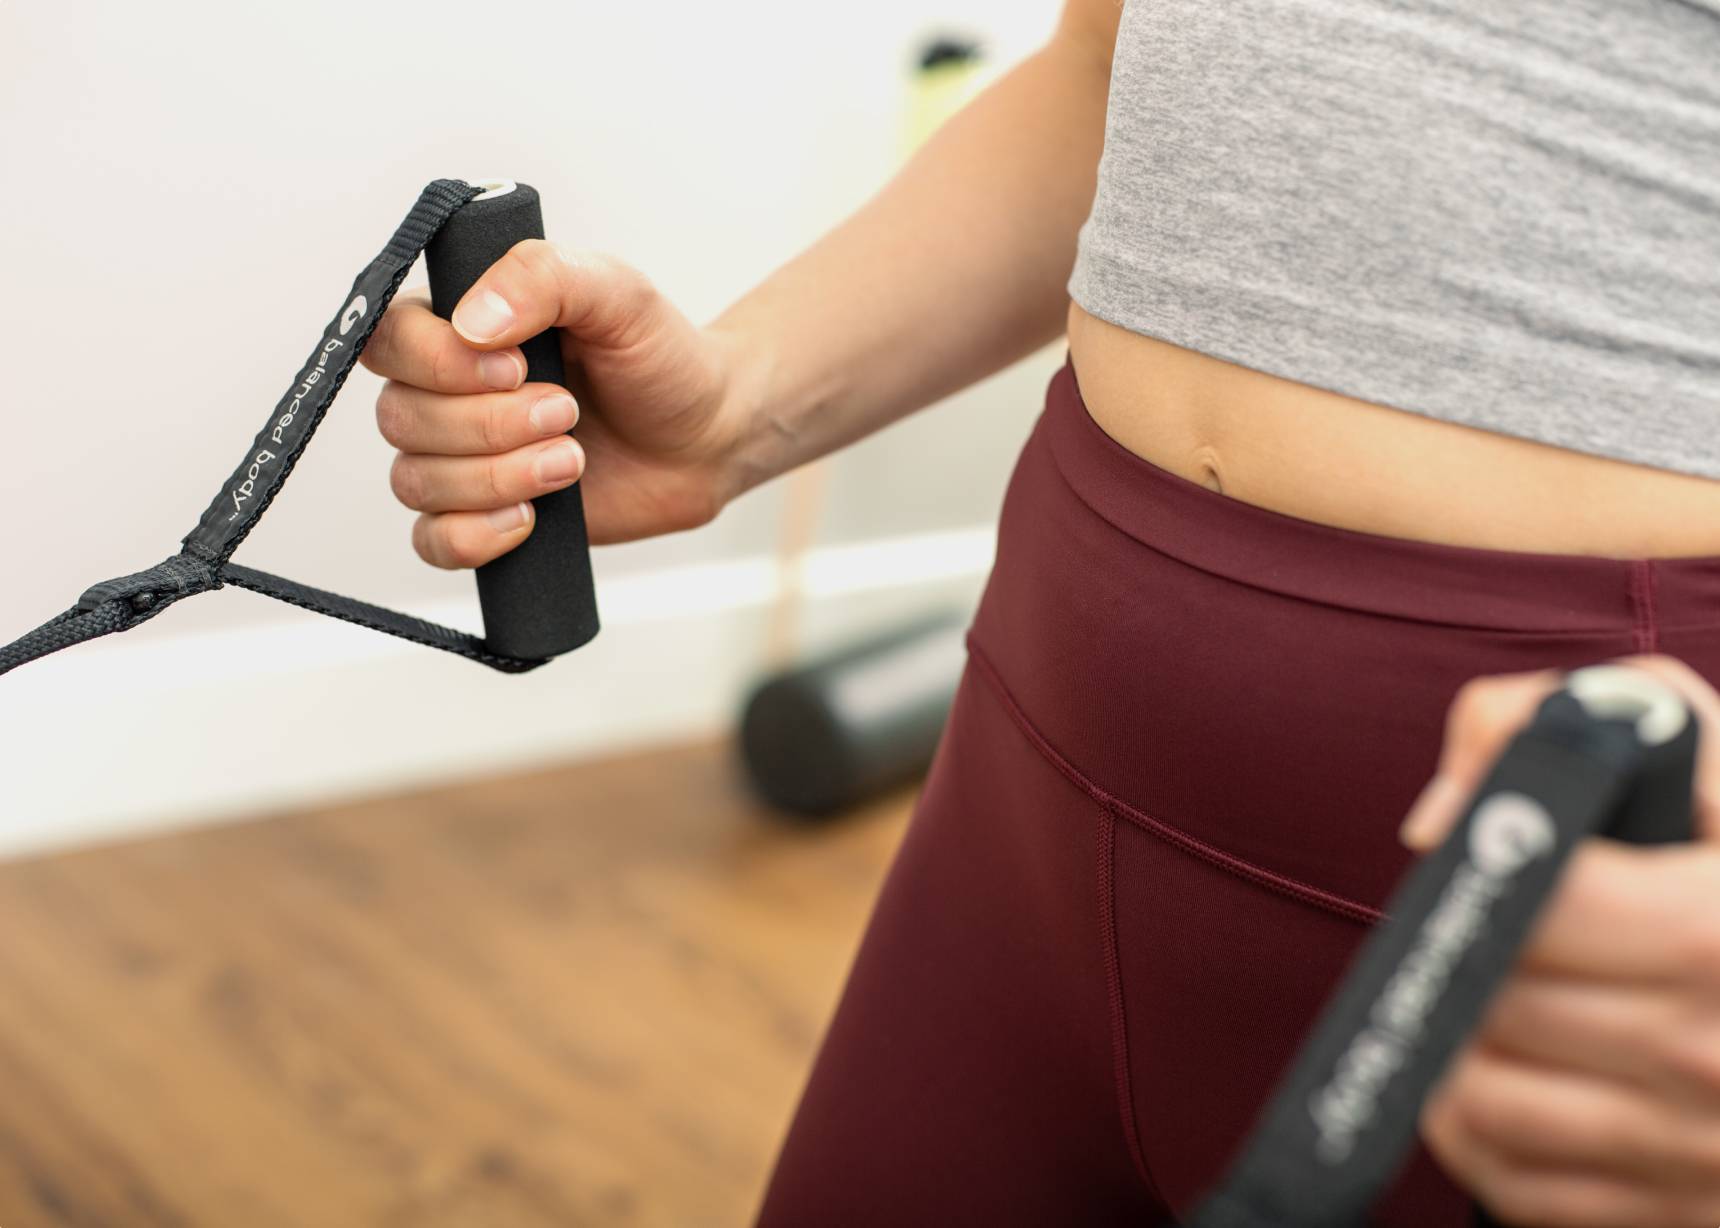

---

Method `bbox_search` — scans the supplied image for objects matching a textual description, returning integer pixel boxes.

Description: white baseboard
[0,527,994,859]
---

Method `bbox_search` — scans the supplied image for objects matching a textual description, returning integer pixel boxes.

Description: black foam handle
[1188,675,1699,1228]
[425,182,599,660]
[1606,709,1699,847]
[1471,693,1698,1228]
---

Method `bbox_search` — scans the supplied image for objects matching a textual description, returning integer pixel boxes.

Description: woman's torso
[1069,309,1720,557]
[1069,0,1720,558]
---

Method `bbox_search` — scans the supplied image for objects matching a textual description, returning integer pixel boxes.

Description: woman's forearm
[711,21,1116,494]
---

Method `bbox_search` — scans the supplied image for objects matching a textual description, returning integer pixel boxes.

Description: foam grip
[1608,707,1699,846]
[1469,688,1696,1228]
[425,182,599,660]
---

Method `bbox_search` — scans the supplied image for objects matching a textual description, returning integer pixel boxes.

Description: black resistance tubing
[426,183,599,659]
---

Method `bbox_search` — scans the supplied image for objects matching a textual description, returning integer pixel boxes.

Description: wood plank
[0,741,912,1228]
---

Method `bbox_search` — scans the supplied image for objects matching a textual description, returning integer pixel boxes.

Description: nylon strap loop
[0,180,553,679]
[183,180,479,564]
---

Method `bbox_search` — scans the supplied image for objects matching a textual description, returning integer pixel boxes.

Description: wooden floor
[0,741,915,1228]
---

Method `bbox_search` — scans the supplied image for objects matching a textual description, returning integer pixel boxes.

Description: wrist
[701,320,799,505]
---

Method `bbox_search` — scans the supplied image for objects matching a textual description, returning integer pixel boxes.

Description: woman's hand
[1400,655,1720,1227]
[361,241,754,568]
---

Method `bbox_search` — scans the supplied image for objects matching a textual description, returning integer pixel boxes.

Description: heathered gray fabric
[1070,0,1720,478]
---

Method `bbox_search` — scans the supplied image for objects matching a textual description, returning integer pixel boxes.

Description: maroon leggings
[755,362,1720,1227]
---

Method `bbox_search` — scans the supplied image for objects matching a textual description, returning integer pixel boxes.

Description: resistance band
[1187,664,1698,1227]
[0,179,598,679]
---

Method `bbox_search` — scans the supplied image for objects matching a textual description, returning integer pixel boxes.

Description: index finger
[360,291,528,394]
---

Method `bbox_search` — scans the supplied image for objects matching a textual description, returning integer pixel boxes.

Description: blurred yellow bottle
[904,37,992,155]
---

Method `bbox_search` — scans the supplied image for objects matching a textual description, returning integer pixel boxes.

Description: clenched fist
[361,242,754,568]
[1402,656,1720,1227]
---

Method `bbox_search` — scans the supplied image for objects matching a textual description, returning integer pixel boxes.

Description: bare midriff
[1067,305,1720,559]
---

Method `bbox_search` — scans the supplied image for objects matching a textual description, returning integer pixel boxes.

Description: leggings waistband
[1040,362,1720,637]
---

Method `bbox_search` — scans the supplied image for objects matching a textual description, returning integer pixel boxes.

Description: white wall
[0,1,1064,854]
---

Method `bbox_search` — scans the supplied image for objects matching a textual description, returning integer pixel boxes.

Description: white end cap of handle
[1566,665,1689,747]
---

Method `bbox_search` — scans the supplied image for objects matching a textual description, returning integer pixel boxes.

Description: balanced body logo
[340,294,368,336]
[226,298,365,521]
[1306,792,1557,1164]
[1468,793,1556,876]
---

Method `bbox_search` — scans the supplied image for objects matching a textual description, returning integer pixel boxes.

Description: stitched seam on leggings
[1096,805,1169,1207]
[966,637,1383,927]
[1630,560,1659,654]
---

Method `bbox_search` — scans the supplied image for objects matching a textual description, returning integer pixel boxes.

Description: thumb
[448,239,662,351]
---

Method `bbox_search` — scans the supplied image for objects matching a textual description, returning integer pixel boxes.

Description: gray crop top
[1069,0,1720,478]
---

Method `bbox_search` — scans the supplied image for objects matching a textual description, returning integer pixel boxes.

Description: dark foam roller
[426,181,599,660]
[740,613,967,817]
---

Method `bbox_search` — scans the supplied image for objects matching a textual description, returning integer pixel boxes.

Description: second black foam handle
[426,182,599,660]
[1471,690,1699,1228]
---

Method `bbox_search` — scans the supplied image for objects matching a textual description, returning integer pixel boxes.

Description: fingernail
[478,352,524,390]
[528,393,578,435]
[534,438,584,484]
[453,289,514,343]
[487,502,530,532]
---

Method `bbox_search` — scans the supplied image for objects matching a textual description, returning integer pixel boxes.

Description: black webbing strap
[1186,679,1697,1227]
[220,564,538,674]
[0,179,549,679]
